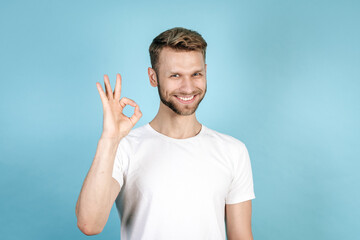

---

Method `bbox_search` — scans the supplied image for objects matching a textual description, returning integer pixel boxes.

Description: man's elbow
[77,220,103,236]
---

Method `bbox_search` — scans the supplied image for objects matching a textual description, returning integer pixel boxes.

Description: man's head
[148,27,208,116]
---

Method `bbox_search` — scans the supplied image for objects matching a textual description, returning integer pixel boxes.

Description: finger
[96,82,108,105]
[129,104,142,125]
[103,74,113,100]
[114,73,122,101]
[119,97,137,111]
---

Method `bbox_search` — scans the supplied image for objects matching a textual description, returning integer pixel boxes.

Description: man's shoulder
[203,125,246,149]
[123,123,150,141]
[116,123,150,153]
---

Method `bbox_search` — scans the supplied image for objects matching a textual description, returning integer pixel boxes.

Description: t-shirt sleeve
[225,143,255,204]
[112,137,131,188]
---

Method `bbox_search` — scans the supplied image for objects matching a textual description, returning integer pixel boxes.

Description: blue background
[1,0,359,239]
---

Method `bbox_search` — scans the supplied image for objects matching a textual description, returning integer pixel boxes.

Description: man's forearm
[76,137,121,234]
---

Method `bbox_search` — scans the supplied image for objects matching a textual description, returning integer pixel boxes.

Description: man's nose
[179,76,194,93]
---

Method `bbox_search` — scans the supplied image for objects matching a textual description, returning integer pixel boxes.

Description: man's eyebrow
[169,69,205,74]
[192,69,205,73]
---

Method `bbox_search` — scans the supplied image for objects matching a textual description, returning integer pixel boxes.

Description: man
[75,27,255,240]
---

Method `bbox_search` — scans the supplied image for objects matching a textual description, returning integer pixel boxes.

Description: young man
[76,27,255,240]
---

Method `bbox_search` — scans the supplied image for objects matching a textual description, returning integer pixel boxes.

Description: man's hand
[96,73,142,140]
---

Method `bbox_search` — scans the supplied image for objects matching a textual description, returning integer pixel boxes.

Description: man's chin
[176,109,196,116]
[171,102,200,116]
[160,99,196,116]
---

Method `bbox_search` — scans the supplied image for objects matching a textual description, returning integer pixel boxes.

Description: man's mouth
[174,95,197,104]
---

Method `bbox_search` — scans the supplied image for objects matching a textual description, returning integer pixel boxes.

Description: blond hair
[149,27,207,74]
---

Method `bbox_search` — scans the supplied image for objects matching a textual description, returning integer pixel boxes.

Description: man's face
[155,47,207,116]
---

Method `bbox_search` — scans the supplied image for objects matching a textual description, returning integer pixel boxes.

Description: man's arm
[75,138,121,235]
[225,200,253,240]
[76,74,142,235]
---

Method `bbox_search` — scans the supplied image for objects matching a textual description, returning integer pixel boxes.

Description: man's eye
[171,74,179,78]
[193,73,201,76]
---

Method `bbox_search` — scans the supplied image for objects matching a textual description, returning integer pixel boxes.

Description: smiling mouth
[174,94,197,104]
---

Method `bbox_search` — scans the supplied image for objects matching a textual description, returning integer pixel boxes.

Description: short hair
[149,27,207,74]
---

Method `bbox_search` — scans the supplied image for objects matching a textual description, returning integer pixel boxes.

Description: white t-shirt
[112,123,255,240]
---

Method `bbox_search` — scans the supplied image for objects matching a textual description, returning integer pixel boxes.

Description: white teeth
[178,95,194,101]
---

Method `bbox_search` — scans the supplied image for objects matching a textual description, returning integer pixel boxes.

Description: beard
[157,78,207,116]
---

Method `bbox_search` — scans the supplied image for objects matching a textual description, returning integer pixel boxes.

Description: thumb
[129,104,142,125]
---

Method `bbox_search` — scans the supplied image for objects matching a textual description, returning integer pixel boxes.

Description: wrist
[100,132,125,141]
[99,135,123,144]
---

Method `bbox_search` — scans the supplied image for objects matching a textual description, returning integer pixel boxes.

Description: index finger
[96,82,108,106]
[114,73,122,100]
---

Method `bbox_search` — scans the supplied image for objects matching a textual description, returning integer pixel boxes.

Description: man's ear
[148,67,158,87]
[204,64,207,78]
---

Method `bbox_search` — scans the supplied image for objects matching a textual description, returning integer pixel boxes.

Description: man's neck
[149,104,202,139]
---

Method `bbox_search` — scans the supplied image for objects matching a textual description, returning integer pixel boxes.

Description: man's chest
[124,143,233,204]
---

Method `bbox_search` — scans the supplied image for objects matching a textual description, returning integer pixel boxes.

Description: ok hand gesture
[96,74,142,141]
